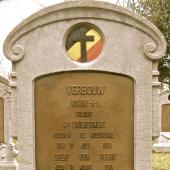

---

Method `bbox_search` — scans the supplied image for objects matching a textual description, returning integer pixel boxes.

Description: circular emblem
[65,23,103,63]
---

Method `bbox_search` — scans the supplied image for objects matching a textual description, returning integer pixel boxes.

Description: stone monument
[160,90,170,132]
[153,90,170,152]
[162,103,170,132]
[1,1,167,170]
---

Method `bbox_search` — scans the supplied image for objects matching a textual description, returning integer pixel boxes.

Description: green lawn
[152,152,170,170]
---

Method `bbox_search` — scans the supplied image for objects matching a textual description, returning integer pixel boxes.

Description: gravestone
[160,90,170,132]
[162,104,170,132]
[153,90,170,152]
[2,1,167,170]
[0,76,16,170]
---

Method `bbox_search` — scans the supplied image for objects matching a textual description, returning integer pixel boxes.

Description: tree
[127,0,170,88]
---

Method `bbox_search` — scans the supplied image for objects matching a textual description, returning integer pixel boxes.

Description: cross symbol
[74,31,94,63]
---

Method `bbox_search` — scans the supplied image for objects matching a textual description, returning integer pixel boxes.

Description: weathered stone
[153,132,170,153]
[0,162,16,170]
[161,104,170,132]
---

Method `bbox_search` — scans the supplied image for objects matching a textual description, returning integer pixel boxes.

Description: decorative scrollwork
[0,143,18,161]
[144,42,166,60]
[3,2,167,63]
[10,44,25,62]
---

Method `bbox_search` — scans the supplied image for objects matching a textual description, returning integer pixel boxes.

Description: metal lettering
[81,143,90,149]
[55,165,65,170]
[80,133,86,139]
[54,154,69,161]
[56,143,65,149]
[103,143,112,149]
[100,154,116,161]
[70,165,75,170]
[63,122,70,129]
[71,100,101,107]
[76,112,93,117]
[105,165,113,170]
[53,133,71,139]
[90,133,115,138]
[79,154,90,161]
[72,122,105,129]
[66,85,105,95]
[80,165,92,170]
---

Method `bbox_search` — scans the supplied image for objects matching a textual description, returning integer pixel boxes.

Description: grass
[152,152,170,170]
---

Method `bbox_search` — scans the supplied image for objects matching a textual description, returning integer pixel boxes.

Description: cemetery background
[0,0,169,170]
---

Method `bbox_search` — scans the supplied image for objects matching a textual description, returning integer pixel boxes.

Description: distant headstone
[153,90,170,152]
[2,1,166,170]
[162,104,170,132]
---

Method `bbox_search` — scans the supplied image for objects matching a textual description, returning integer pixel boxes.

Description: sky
[0,0,123,76]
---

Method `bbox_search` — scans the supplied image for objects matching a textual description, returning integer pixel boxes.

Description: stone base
[159,132,170,143]
[153,132,170,152]
[0,161,16,170]
[153,143,170,152]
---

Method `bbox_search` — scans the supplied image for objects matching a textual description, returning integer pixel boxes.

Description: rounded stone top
[3,0,167,62]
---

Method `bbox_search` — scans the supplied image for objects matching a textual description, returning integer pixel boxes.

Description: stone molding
[0,143,18,161]
[0,76,11,101]
[0,76,18,168]
[160,90,170,97]
[159,90,170,106]
[3,0,166,62]
[0,161,17,170]
[0,76,10,96]
[0,76,11,141]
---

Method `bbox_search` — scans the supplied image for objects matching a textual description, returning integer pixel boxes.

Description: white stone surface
[153,132,170,152]
[159,132,170,143]
[0,161,17,170]
[0,76,11,143]
[153,143,170,152]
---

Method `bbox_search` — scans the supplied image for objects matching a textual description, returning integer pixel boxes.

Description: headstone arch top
[2,1,167,170]
[3,1,166,62]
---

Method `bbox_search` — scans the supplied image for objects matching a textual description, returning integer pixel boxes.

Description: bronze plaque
[161,104,170,132]
[0,98,4,143]
[35,71,134,170]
